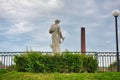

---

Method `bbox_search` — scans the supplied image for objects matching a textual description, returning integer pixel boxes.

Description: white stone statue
[49,19,64,53]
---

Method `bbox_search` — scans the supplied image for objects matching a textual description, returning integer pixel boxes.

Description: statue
[49,19,64,53]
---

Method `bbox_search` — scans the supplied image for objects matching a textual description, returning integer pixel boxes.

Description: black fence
[0,51,119,72]
[96,52,118,72]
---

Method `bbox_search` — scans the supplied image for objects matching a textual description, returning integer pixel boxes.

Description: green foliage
[0,69,8,74]
[14,54,29,72]
[14,52,98,73]
[83,55,98,73]
[110,61,117,67]
[5,65,16,71]
[0,72,120,80]
[96,72,120,80]
[0,61,2,65]
[63,52,83,73]
[108,60,120,71]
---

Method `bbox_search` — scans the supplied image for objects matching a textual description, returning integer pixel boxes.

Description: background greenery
[14,52,98,73]
[0,70,120,80]
[0,52,120,80]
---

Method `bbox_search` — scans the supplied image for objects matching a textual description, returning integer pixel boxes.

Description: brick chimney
[81,27,86,54]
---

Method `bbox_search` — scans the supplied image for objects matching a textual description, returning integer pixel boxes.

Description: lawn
[0,70,120,80]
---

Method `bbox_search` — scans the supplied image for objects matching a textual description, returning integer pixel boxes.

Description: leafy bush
[14,52,98,73]
[0,61,2,65]
[5,65,16,71]
[109,61,117,68]
[14,54,29,72]
[83,55,98,72]
[109,61,117,71]
[0,69,8,74]
[63,52,83,73]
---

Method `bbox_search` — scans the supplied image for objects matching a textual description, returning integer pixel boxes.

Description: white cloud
[103,0,120,10]
[105,31,114,37]
[82,0,97,15]
[62,30,70,37]
[5,22,34,35]
[85,0,97,8]
[31,28,69,42]
[32,31,50,42]
[0,0,120,52]
[0,0,63,21]
[84,9,95,15]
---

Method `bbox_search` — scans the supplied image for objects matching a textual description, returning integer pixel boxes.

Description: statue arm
[49,24,54,34]
[58,27,63,39]
[58,27,65,43]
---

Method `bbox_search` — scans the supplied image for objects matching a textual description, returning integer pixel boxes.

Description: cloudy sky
[0,0,120,52]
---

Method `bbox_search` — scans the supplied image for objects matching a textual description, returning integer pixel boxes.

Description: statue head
[55,19,60,24]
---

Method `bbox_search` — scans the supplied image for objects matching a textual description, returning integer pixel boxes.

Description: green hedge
[14,52,98,73]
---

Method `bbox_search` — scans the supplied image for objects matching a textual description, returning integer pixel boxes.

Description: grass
[0,70,120,80]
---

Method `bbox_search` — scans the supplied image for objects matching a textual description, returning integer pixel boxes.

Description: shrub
[82,55,98,72]
[63,52,83,73]
[0,68,8,74]
[14,52,98,73]
[0,61,5,69]
[6,65,16,71]
[14,54,29,72]
[109,61,117,68]
[0,61,2,65]
[109,60,120,71]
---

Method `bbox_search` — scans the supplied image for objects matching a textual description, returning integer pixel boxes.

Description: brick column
[81,27,86,54]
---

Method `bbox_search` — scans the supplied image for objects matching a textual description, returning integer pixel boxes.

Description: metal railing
[0,51,119,72]
[96,52,118,72]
